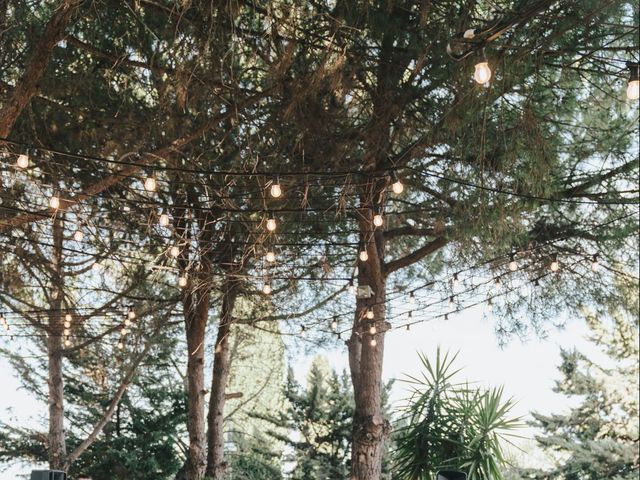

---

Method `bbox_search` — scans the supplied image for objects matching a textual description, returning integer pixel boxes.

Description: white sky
[0,303,595,479]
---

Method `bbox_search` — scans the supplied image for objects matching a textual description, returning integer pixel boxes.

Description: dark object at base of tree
[30,471,67,480]
[437,471,467,480]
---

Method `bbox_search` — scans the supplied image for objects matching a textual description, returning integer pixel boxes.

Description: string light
[178,274,188,288]
[550,259,560,272]
[591,254,599,272]
[144,176,157,192]
[626,62,639,100]
[474,50,492,85]
[448,295,455,308]
[124,316,132,327]
[265,250,276,263]
[127,307,136,320]
[266,214,277,232]
[170,245,180,257]
[65,313,72,322]
[49,196,60,210]
[63,328,70,336]
[452,273,459,288]
[369,324,377,335]
[359,248,369,262]
[487,298,493,311]
[365,307,374,320]
[270,177,282,198]
[16,151,29,169]
[159,213,170,227]
[262,282,272,295]
[494,277,502,290]
[508,254,518,272]
[390,172,404,194]
[64,337,71,347]
[372,210,384,227]
[370,337,377,347]
[331,317,338,331]
[408,291,416,304]
[73,229,84,242]
[120,327,128,336]
[300,325,306,337]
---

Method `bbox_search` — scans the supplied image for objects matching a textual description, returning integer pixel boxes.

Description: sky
[0,303,597,479]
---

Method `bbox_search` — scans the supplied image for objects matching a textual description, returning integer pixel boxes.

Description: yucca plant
[393,349,521,480]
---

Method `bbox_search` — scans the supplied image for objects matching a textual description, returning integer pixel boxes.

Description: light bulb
[265,251,276,262]
[494,278,502,290]
[508,257,518,272]
[406,324,410,331]
[262,283,272,295]
[159,213,170,227]
[369,325,377,335]
[49,196,60,210]
[64,338,71,347]
[452,274,459,288]
[170,246,180,257]
[370,338,377,347]
[359,250,369,262]
[73,230,84,242]
[16,153,29,169]
[178,275,188,288]
[270,181,282,198]
[118,342,124,350]
[92,261,102,272]
[331,318,338,331]
[627,80,639,100]
[366,308,374,320]
[144,176,157,192]
[124,318,132,327]
[65,313,72,322]
[266,216,277,232]
[127,308,136,320]
[392,180,404,194]
[550,260,559,272]
[408,292,416,304]
[448,296,455,307]
[487,299,493,311]
[373,214,384,227]
[64,328,70,336]
[121,327,128,336]
[474,61,492,84]
[64,321,71,329]
[348,280,356,294]
[591,257,599,272]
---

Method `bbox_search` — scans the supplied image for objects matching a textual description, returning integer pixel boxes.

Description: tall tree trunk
[183,272,211,480]
[205,277,239,479]
[348,193,390,480]
[48,215,67,469]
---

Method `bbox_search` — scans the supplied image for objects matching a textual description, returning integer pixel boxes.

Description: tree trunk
[348,201,390,480]
[183,276,211,480]
[48,215,67,469]
[205,277,239,479]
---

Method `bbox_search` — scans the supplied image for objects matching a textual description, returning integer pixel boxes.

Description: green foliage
[394,349,521,480]
[523,286,639,480]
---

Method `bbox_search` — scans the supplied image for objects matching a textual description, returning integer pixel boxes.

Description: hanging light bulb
[144,176,157,192]
[118,341,124,350]
[494,277,502,290]
[591,254,599,272]
[265,251,276,263]
[262,283,272,295]
[16,151,29,169]
[159,213,170,227]
[331,317,338,331]
[508,254,518,272]
[550,259,560,272]
[626,62,639,100]
[64,338,71,347]
[127,307,136,320]
[63,328,70,336]
[359,249,369,262]
[448,296,455,308]
[365,307,374,320]
[406,324,410,331]
[73,229,84,242]
[120,327,128,336]
[348,279,356,294]
[266,214,277,232]
[405,311,413,320]
[92,261,102,272]
[370,338,377,347]
[369,324,377,335]
[444,314,449,321]
[170,245,180,258]
[64,320,71,329]
[270,177,282,198]
[487,298,493,311]
[300,325,306,338]
[65,313,72,323]
[178,275,188,288]
[373,211,384,227]
[390,172,404,194]
[452,273,459,288]
[408,291,416,304]
[124,317,132,327]
[474,50,492,85]
[49,196,60,210]
[0,313,8,331]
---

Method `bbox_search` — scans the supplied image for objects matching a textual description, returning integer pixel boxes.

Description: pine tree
[525,284,639,480]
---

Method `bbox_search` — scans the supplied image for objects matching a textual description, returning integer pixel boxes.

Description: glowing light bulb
[508,255,518,272]
[448,296,455,308]
[408,292,416,304]
[550,260,559,272]
[370,338,377,347]
[64,338,71,347]
[331,318,338,331]
[270,180,282,198]
[300,326,306,337]
[266,216,277,232]
[144,176,157,192]
[73,230,84,242]
[127,307,136,320]
[159,213,170,227]
[359,249,369,262]
[49,196,60,209]
[365,308,374,320]
[262,283,272,295]
[494,278,502,290]
[452,274,459,288]
[64,321,71,329]
[392,179,404,194]
[591,256,599,272]
[178,275,188,288]
[63,328,70,336]
[627,80,640,100]
[16,153,29,169]
[118,342,124,350]
[124,318,132,327]
[373,213,384,227]
[120,327,128,336]
[474,61,492,85]
[170,246,180,257]
[65,313,72,322]
[487,298,493,311]
[369,325,377,335]
[265,251,276,263]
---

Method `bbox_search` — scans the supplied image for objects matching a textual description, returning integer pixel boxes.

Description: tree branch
[384,236,447,275]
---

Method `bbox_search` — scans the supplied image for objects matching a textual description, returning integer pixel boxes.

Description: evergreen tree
[524,285,639,480]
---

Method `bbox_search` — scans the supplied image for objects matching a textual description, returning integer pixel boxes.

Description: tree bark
[183,268,211,480]
[348,206,390,480]
[205,277,239,479]
[0,0,85,138]
[48,215,67,469]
